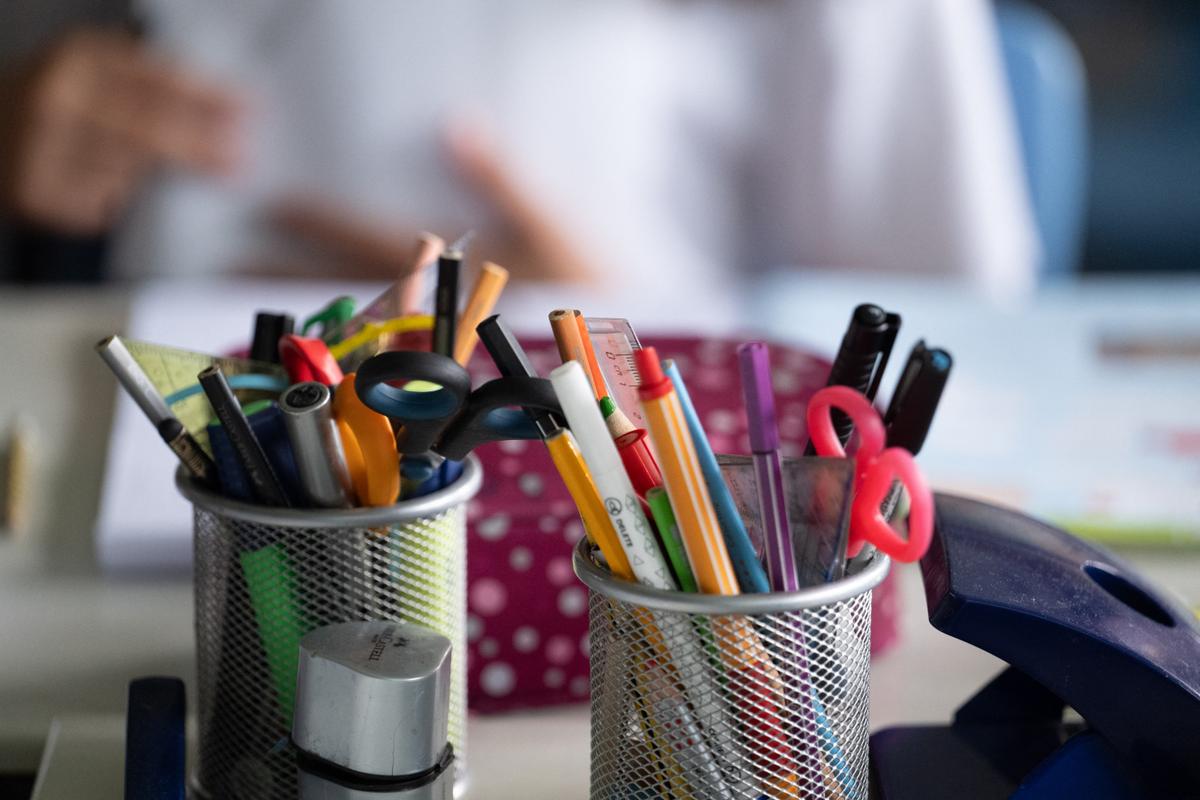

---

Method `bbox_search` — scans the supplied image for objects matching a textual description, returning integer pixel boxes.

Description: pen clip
[864,312,902,401]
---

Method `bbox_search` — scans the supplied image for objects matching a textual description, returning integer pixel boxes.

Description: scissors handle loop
[437,376,562,461]
[355,351,472,455]
[807,385,933,562]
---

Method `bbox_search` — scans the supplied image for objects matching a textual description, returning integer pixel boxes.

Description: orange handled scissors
[806,385,933,562]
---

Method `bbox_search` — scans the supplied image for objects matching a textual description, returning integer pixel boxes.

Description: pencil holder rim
[175,453,482,527]
[573,536,889,614]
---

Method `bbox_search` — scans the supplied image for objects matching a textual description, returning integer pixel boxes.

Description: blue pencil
[663,360,770,594]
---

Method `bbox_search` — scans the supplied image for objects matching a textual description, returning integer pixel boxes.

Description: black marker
[432,251,462,358]
[250,312,295,364]
[477,314,563,437]
[806,303,901,454]
[883,341,952,455]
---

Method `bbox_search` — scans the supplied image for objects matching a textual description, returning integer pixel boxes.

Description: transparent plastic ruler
[585,317,645,427]
[114,337,287,449]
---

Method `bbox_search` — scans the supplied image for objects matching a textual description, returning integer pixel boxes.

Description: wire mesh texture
[577,539,887,800]
[180,458,480,800]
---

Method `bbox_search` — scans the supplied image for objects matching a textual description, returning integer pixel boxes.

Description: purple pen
[738,342,800,593]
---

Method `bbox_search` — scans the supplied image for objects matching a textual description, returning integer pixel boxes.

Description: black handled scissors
[354,351,562,464]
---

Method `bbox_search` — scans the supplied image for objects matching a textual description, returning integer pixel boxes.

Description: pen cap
[736,341,780,453]
[251,312,296,364]
[614,429,661,498]
[293,621,452,778]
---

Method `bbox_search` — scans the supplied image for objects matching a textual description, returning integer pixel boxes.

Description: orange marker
[333,373,399,506]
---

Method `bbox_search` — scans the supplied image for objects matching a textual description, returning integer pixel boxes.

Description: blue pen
[664,360,770,594]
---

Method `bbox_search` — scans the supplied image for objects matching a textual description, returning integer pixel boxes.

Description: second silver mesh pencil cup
[574,517,888,799]
[177,455,481,800]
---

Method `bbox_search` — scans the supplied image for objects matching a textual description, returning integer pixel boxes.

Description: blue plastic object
[208,404,306,506]
[871,493,1200,799]
[125,677,187,800]
[995,0,1089,278]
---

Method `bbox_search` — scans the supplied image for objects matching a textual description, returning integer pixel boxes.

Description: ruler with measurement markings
[113,337,287,450]
[585,317,645,427]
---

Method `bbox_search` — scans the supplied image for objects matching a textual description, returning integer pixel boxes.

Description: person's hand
[0,29,241,235]
[265,124,601,283]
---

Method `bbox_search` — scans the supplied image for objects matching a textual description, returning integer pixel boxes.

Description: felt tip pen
[432,249,462,358]
[635,348,738,595]
[645,488,697,593]
[738,342,800,593]
[198,365,291,507]
[550,361,673,591]
[884,340,952,455]
[806,303,901,453]
[279,382,355,508]
[663,360,770,594]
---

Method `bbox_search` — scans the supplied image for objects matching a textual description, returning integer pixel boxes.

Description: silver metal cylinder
[279,382,354,508]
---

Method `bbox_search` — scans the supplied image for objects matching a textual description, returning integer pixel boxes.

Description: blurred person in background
[0,0,1037,298]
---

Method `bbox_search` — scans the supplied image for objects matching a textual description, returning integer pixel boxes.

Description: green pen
[646,487,698,593]
[302,296,356,344]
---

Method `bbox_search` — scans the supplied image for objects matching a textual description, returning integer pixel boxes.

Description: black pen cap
[884,341,952,455]
[251,312,295,364]
[476,314,563,437]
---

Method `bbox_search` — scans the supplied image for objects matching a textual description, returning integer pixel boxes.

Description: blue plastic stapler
[871,494,1200,800]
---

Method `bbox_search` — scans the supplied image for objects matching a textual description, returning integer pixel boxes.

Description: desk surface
[2,278,1198,797]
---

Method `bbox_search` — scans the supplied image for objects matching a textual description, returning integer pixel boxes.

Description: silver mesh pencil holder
[574,534,888,800]
[177,455,481,800]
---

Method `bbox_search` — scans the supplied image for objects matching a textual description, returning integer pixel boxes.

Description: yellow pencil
[545,429,633,581]
[454,262,509,365]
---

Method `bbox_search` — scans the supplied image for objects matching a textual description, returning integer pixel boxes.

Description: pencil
[574,311,608,398]
[549,310,600,397]
[453,261,509,365]
[399,232,444,315]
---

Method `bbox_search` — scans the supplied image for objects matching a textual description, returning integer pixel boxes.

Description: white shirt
[113,0,1038,300]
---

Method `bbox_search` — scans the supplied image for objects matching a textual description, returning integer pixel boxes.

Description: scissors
[806,385,933,562]
[354,350,562,468]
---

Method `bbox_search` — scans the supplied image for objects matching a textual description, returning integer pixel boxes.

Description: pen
[250,311,295,365]
[663,360,770,595]
[432,248,462,358]
[805,303,901,454]
[883,340,952,455]
[279,382,355,508]
[645,488,697,593]
[738,342,800,592]
[453,261,509,366]
[635,348,738,595]
[96,336,216,484]
[199,365,291,507]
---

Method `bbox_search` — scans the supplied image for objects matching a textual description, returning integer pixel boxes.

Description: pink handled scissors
[806,385,934,562]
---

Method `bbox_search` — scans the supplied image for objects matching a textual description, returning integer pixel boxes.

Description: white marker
[549,361,673,590]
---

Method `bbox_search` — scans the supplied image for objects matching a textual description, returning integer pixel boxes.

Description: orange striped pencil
[635,347,738,595]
